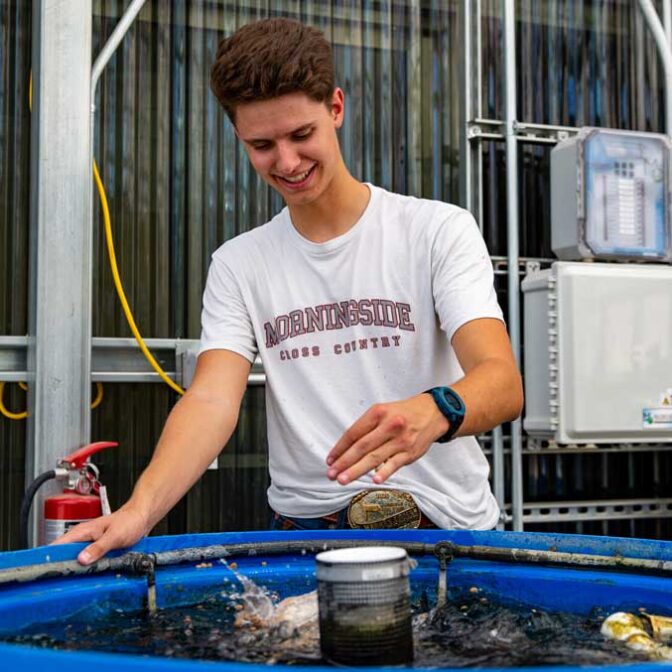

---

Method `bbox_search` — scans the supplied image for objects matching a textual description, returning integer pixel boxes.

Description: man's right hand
[50,505,151,565]
[49,349,251,567]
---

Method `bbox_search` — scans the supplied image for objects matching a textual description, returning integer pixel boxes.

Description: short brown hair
[210,19,335,123]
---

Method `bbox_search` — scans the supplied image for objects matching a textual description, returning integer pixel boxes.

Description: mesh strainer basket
[315,546,414,666]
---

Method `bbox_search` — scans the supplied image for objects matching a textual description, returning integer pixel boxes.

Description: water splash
[220,559,276,627]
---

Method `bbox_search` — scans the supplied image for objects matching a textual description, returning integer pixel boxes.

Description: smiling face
[234,89,346,208]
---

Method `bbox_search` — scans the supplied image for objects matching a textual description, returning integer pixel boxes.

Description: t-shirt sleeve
[199,253,258,362]
[431,208,504,342]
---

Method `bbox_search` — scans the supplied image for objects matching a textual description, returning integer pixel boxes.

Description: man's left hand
[326,320,523,487]
[326,394,449,485]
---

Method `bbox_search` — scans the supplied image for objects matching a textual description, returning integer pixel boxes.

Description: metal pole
[475,0,484,226]
[492,424,505,526]
[459,0,473,210]
[460,0,506,518]
[27,0,93,546]
[503,0,524,531]
[473,0,505,522]
[648,0,667,528]
[638,0,672,135]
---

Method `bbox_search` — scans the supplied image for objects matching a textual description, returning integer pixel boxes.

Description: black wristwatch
[425,387,466,443]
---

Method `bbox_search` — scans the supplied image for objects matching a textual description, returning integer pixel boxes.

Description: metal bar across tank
[3,537,672,587]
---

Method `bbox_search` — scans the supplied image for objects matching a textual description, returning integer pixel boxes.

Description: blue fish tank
[1,529,672,671]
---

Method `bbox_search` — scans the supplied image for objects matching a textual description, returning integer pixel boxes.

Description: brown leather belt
[346,489,423,529]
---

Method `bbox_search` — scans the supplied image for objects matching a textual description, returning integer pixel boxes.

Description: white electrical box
[551,127,672,262]
[523,262,672,444]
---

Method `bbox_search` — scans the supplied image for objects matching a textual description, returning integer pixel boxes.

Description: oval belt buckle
[347,489,422,529]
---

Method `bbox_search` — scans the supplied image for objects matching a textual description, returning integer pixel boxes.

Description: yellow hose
[93,162,185,396]
[0,382,28,420]
[91,381,104,409]
[0,382,105,420]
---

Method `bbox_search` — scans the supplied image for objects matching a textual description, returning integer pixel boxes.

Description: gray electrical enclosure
[551,128,672,262]
[523,262,672,445]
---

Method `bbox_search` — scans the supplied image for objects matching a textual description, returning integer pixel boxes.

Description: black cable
[19,470,56,549]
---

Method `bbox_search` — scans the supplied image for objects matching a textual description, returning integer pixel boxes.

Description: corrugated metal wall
[1,0,670,550]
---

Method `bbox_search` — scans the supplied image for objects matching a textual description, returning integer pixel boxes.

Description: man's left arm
[326,317,523,485]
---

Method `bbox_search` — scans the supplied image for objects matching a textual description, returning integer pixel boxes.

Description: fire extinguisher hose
[20,470,57,549]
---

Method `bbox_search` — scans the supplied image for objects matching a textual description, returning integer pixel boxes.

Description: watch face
[440,387,465,414]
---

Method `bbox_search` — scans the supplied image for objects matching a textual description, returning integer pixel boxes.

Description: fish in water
[601,612,672,660]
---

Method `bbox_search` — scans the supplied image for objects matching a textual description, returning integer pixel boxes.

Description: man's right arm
[52,349,252,565]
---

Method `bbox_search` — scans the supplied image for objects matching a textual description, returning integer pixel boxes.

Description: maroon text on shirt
[263,298,415,348]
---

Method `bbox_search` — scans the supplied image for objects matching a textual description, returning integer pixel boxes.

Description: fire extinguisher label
[43,519,89,545]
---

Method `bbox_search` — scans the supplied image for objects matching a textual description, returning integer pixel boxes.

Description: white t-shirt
[200,184,504,530]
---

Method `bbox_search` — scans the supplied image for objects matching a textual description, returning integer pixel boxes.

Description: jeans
[270,509,350,530]
[269,509,439,530]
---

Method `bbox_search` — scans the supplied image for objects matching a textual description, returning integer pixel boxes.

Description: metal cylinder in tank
[315,546,414,666]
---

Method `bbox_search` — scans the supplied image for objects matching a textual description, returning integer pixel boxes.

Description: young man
[56,18,522,563]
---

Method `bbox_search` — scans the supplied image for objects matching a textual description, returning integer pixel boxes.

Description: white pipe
[91,0,148,98]
[638,0,672,135]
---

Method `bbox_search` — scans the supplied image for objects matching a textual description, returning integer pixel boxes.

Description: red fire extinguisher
[20,441,118,548]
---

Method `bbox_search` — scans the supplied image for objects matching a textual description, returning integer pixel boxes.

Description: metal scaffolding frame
[460,0,672,530]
